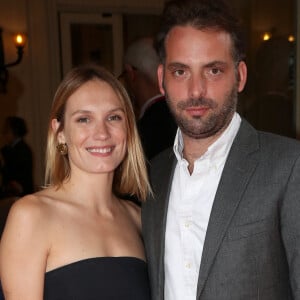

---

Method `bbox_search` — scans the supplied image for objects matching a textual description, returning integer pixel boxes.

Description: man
[121,37,177,160]
[0,116,34,198]
[246,37,295,138]
[142,0,300,299]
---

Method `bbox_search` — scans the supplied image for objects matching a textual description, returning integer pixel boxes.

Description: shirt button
[212,164,218,171]
[185,263,191,269]
[184,221,190,228]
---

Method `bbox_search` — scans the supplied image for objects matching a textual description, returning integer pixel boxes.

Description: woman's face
[54,79,127,176]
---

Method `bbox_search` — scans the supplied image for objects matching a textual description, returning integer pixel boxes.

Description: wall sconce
[0,27,26,93]
[262,32,272,41]
[288,35,295,43]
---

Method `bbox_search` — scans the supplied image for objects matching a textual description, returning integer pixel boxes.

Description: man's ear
[157,64,165,95]
[237,61,247,92]
[51,119,65,143]
[124,64,137,81]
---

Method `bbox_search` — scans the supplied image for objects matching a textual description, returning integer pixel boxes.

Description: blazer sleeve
[280,154,300,298]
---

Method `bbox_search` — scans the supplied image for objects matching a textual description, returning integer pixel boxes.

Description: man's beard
[165,85,238,139]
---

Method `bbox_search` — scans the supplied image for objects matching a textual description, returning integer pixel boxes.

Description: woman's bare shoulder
[11,189,51,210]
[121,199,141,229]
[4,189,59,232]
[8,194,44,220]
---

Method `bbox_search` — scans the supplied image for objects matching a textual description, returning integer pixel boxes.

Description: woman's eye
[108,115,122,121]
[77,117,89,123]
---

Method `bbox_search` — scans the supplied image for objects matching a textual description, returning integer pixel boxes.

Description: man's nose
[188,73,206,99]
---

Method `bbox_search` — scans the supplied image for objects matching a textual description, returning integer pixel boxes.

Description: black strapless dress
[44,257,151,300]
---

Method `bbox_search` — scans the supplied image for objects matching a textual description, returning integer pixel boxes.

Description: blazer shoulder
[257,130,300,155]
[150,147,175,167]
[238,118,300,156]
[148,147,176,192]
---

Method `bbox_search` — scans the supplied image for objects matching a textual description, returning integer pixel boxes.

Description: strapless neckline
[44,256,151,299]
[46,256,146,274]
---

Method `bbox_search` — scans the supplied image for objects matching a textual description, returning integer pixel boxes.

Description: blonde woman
[0,65,151,299]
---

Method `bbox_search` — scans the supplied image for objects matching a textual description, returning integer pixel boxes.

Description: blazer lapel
[149,149,177,299]
[196,120,260,298]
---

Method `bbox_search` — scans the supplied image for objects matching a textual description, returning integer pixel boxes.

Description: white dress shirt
[164,113,241,300]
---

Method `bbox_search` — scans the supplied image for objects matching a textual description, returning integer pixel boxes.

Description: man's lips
[185,106,209,116]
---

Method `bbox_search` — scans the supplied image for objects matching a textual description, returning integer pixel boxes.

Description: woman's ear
[51,119,65,144]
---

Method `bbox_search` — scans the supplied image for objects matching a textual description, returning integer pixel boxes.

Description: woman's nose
[93,121,110,140]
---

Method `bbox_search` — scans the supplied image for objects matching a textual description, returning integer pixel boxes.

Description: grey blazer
[142,119,300,300]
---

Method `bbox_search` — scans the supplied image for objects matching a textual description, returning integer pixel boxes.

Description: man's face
[158,26,247,140]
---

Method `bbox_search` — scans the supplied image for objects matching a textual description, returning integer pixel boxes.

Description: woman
[0,65,151,299]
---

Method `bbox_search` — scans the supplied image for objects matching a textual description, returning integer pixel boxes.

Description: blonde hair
[45,64,150,200]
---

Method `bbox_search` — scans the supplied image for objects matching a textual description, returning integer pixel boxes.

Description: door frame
[59,12,123,77]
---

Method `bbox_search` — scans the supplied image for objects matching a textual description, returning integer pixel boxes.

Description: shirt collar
[173,112,241,163]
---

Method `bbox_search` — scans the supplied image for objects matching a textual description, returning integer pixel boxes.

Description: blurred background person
[120,37,177,161]
[0,116,34,198]
[0,65,151,299]
[245,36,295,138]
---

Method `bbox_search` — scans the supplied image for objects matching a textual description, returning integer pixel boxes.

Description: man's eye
[210,68,222,75]
[173,69,186,77]
[108,115,122,121]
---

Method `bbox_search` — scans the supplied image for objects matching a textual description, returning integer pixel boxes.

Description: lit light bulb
[263,32,271,41]
[14,33,26,47]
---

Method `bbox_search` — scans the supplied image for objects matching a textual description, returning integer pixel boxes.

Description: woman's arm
[0,195,49,300]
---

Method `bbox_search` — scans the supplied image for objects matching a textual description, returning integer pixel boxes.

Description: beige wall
[0,0,56,189]
[0,0,43,189]
[0,0,29,140]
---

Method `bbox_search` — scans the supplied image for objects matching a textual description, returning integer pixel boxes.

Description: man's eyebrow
[204,61,228,68]
[166,61,229,70]
[167,62,189,69]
